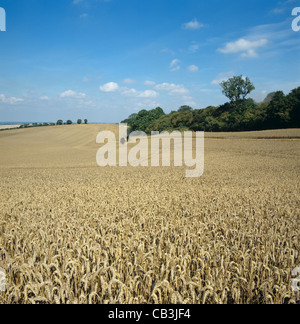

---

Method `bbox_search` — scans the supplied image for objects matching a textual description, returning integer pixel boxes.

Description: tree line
[20,119,88,128]
[121,76,300,133]
[56,119,88,125]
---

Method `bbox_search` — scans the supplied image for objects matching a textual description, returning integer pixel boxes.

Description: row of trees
[121,107,165,132]
[20,122,56,128]
[122,76,300,133]
[19,119,88,128]
[56,119,88,125]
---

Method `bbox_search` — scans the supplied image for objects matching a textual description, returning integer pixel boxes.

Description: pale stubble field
[0,125,299,304]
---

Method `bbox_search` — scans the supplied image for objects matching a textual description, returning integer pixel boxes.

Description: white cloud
[137,99,161,110]
[247,20,297,53]
[154,83,183,91]
[217,19,298,60]
[99,82,119,92]
[170,66,180,72]
[218,38,268,58]
[0,94,24,104]
[121,88,159,99]
[144,80,156,86]
[183,96,197,107]
[160,48,176,56]
[154,83,189,96]
[170,59,181,72]
[188,65,199,72]
[211,71,235,85]
[83,75,102,83]
[188,42,200,53]
[121,88,138,97]
[271,0,297,14]
[60,90,87,98]
[170,87,189,95]
[138,90,159,98]
[183,19,204,30]
[170,59,180,67]
[122,78,136,85]
[40,96,50,101]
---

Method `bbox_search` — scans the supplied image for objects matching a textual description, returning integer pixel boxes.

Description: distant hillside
[0,124,117,169]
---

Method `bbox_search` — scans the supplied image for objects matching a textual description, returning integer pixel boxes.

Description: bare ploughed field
[0,125,299,304]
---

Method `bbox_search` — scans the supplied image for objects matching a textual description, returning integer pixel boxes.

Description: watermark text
[292,7,300,32]
[96,124,204,178]
[0,268,5,292]
[292,267,300,292]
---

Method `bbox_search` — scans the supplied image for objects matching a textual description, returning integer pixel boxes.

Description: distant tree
[77,119,82,124]
[266,91,289,128]
[128,113,138,120]
[178,105,193,113]
[221,76,255,108]
[84,119,88,124]
[121,113,137,124]
[287,86,300,128]
[56,120,63,125]
[151,107,165,119]
[66,120,73,125]
[263,92,277,104]
[124,107,165,133]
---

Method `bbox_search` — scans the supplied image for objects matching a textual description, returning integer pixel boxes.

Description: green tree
[77,119,82,124]
[124,107,165,133]
[56,120,63,125]
[263,92,277,104]
[178,105,193,113]
[221,76,255,108]
[120,86,299,133]
[66,120,72,125]
[287,87,300,128]
[84,119,88,124]
[266,91,289,128]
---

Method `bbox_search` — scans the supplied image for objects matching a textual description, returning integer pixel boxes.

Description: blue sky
[0,0,299,123]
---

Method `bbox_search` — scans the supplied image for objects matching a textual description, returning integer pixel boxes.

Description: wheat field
[0,125,299,304]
